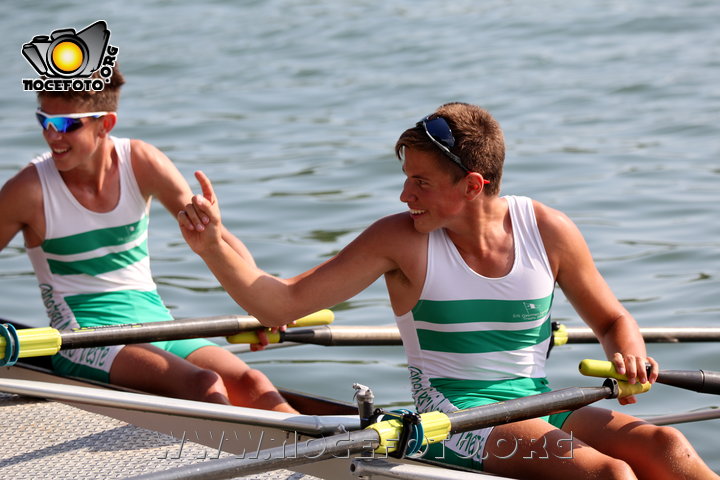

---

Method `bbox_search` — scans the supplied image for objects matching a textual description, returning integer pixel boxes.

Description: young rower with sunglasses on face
[180,102,717,478]
[0,67,297,413]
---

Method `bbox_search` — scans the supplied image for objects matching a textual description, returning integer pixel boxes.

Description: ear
[99,113,118,136]
[464,172,487,198]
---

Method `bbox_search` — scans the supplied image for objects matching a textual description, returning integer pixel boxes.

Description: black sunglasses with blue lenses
[417,115,469,173]
[36,109,108,133]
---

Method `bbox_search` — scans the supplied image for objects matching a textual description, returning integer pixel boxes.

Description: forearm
[198,240,308,327]
[221,226,257,268]
[179,171,386,327]
[596,312,647,360]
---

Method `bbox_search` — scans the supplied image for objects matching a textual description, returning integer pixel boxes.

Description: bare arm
[179,171,399,327]
[130,140,255,266]
[0,165,43,251]
[535,201,658,402]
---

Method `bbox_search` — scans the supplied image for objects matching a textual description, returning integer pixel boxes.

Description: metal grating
[0,392,317,480]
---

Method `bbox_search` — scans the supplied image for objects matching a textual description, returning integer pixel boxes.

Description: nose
[43,126,62,141]
[399,178,415,204]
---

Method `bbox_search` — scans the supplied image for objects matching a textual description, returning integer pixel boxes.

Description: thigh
[561,405,692,478]
[52,344,124,383]
[185,344,252,377]
[109,343,210,397]
[562,405,648,452]
[185,345,295,411]
[483,417,624,479]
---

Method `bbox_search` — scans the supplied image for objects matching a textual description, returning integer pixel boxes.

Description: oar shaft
[558,327,720,344]
[60,315,263,349]
[645,408,720,426]
[1,310,333,364]
[282,325,402,346]
[656,370,720,395]
[64,310,332,349]
[446,384,615,434]
[227,325,720,347]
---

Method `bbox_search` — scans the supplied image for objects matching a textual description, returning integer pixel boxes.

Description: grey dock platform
[0,392,318,480]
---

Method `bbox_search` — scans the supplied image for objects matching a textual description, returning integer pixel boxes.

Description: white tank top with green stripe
[396,195,555,408]
[27,137,172,332]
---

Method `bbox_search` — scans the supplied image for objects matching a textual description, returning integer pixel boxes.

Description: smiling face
[38,97,109,172]
[399,147,470,233]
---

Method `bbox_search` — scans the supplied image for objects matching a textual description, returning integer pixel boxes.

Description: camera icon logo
[21,20,119,92]
[22,20,110,78]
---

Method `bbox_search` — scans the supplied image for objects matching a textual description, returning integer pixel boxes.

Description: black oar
[224,324,720,349]
[554,324,720,344]
[579,359,720,395]
[128,378,640,480]
[0,310,333,366]
[226,324,402,346]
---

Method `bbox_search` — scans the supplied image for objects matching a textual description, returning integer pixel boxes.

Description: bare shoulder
[533,199,581,242]
[340,212,426,266]
[370,212,419,231]
[0,163,44,246]
[129,139,172,172]
[364,212,426,247]
[533,199,595,278]
[361,212,427,273]
[128,139,189,200]
[1,163,42,205]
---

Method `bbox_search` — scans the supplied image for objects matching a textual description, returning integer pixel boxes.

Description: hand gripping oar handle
[0,310,333,366]
[579,359,720,395]
[224,310,334,344]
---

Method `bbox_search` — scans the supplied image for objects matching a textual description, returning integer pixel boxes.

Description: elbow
[252,312,291,328]
[249,308,313,328]
[222,273,317,327]
[244,287,313,328]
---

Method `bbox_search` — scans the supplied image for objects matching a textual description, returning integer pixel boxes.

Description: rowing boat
[2,317,719,479]
[0,317,514,480]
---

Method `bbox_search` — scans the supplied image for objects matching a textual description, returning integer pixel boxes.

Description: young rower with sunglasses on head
[180,102,717,478]
[0,67,297,413]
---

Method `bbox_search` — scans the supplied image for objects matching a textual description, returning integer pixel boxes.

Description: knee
[231,367,274,392]
[239,367,269,384]
[190,368,228,403]
[599,458,636,480]
[650,425,697,461]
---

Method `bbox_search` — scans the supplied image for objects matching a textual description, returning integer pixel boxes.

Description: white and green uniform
[27,137,213,382]
[395,195,570,468]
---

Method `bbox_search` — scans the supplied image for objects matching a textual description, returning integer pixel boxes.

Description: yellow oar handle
[616,380,652,397]
[0,325,62,365]
[367,411,451,455]
[225,309,334,344]
[579,359,652,397]
[553,323,568,346]
[579,359,627,380]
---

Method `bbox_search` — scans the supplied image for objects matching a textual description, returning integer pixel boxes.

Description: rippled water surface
[1,0,719,470]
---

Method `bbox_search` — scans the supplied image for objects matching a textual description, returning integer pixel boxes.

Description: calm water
[1,0,719,470]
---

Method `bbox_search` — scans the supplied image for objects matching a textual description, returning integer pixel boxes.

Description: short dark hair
[395,102,505,195]
[37,65,125,112]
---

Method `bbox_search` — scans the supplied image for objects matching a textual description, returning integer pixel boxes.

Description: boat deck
[0,392,318,480]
